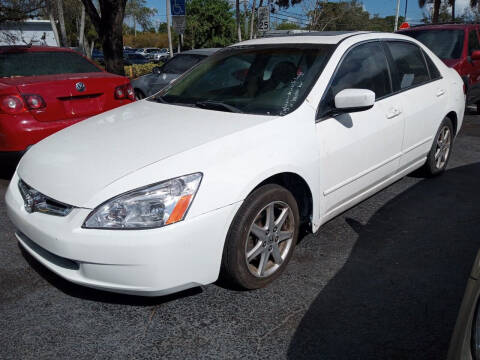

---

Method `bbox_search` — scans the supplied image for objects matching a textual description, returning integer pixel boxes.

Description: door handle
[386,108,402,119]
[436,89,446,97]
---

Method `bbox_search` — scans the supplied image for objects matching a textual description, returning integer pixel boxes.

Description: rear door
[316,41,405,215]
[384,40,447,169]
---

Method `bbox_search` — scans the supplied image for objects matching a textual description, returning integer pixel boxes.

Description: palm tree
[236,0,242,42]
[418,0,441,23]
[449,0,455,20]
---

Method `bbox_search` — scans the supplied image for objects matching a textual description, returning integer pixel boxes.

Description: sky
[144,0,474,27]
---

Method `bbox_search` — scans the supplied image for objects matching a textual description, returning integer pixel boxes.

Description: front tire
[423,117,454,176]
[221,184,300,290]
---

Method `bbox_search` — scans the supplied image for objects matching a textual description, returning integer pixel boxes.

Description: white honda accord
[6,32,465,296]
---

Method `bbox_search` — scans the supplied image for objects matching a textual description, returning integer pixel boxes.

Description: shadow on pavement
[19,246,203,306]
[288,162,480,360]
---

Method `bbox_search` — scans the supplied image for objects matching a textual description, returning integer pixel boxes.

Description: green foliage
[0,0,44,22]
[184,0,236,49]
[276,22,301,30]
[125,0,157,32]
[124,62,162,79]
[309,0,369,31]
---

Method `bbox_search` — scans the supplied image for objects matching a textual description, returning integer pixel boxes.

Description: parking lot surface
[1,115,480,360]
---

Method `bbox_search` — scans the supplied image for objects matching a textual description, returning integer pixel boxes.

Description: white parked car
[6,32,465,296]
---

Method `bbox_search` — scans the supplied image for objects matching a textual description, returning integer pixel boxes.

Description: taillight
[0,95,26,114]
[23,94,46,110]
[115,83,135,101]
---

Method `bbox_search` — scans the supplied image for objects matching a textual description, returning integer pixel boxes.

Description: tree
[418,0,441,23]
[276,21,300,30]
[56,0,69,46]
[0,0,45,22]
[183,0,235,49]
[308,1,369,31]
[235,0,241,41]
[81,0,127,75]
[124,0,157,37]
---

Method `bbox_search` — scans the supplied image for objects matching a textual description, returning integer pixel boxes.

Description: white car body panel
[5,32,465,295]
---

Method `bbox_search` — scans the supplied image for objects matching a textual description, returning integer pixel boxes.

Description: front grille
[18,180,73,216]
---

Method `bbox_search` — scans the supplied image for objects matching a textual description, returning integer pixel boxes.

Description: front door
[315,41,404,216]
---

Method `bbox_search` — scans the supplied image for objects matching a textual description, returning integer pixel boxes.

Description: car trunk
[2,72,129,122]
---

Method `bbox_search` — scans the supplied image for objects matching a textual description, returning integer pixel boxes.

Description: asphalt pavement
[1,115,480,360]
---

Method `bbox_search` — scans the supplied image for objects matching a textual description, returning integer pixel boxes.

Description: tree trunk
[82,0,127,75]
[432,0,441,23]
[46,0,60,46]
[451,0,455,21]
[79,5,86,54]
[236,0,242,42]
[250,0,256,39]
[56,0,69,46]
[243,0,248,38]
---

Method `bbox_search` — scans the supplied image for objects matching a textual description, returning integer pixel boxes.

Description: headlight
[83,173,202,229]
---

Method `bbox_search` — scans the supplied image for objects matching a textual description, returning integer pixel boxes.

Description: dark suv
[398,24,480,110]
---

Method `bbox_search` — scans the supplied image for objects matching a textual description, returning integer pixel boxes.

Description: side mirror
[472,50,480,61]
[334,88,375,113]
[152,66,162,74]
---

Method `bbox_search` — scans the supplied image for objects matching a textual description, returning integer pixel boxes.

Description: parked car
[91,48,104,65]
[135,48,160,60]
[398,23,480,110]
[132,48,219,99]
[152,48,170,63]
[5,32,464,296]
[0,45,135,161]
[123,52,150,65]
[448,250,480,359]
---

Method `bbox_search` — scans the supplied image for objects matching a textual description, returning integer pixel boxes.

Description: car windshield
[0,51,101,77]
[402,29,464,59]
[151,45,334,116]
[161,54,207,74]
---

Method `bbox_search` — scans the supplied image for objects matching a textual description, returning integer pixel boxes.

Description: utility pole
[166,0,173,59]
[394,0,401,31]
[404,0,408,20]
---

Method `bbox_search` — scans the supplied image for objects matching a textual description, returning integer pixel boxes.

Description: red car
[0,46,134,161]
[398,23,480,110]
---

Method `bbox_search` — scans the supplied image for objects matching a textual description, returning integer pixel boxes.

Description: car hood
[17,100,273,207]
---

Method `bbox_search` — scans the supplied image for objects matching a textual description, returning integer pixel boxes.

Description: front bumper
[5,173,241,296]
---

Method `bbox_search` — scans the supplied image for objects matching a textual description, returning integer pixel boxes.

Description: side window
[468,29,480,55]
[318,42,391,116]
[423,50,442,80]
[387,42,429,90]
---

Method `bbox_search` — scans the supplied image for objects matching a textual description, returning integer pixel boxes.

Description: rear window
[401,29,464,60]
[0,51,101,77]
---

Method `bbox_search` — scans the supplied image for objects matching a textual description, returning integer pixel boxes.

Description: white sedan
[5,32,465,296]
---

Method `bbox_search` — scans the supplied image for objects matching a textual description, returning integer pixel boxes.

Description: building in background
[0,20,58,46]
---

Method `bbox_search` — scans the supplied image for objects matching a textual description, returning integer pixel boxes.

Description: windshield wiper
[195,100,243,113]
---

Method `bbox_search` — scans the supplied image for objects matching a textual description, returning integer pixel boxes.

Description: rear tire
[134,89,145,100]
[423,117,454,176]
[221,184,299,290]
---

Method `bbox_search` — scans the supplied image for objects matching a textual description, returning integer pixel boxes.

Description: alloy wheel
[244,201,295,278]
[434,126,451,170]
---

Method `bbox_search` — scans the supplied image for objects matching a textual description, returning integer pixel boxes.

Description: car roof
[234,31,368,46]
[180,48,221,55]
[0,45,75,54]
